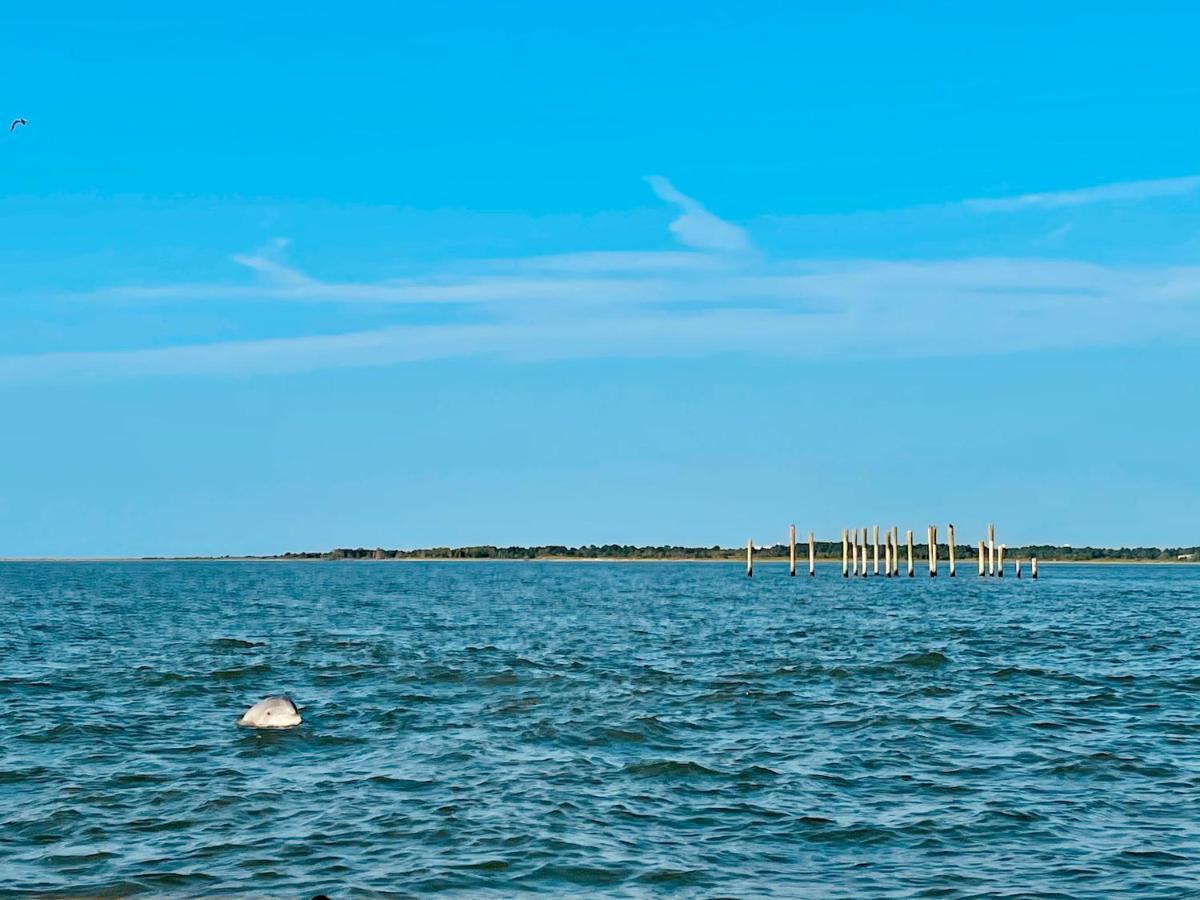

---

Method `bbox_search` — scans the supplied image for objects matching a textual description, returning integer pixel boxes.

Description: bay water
[2,562,1198,897]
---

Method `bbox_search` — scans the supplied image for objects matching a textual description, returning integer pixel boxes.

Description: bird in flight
[10,118,27,132]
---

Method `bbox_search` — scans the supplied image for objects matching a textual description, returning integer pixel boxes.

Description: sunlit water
[2,562,1199,897]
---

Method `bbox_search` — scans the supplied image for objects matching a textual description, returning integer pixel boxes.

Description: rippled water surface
[2,561,1200,897]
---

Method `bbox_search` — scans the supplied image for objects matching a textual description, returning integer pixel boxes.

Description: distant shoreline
[1,557,1197,565]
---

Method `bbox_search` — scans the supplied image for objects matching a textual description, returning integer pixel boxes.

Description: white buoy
[238,696,302,729]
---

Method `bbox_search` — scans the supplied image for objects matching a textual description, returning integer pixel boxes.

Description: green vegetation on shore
[260,543,1200,562]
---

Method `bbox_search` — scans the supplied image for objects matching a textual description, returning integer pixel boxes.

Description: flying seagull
[10,118,27,132]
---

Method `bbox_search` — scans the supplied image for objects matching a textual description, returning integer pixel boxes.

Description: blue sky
[2,2,1199,556]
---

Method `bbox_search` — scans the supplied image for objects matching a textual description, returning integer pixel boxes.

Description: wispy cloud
[644,176,753,253]
[965,175,1200,212]
[3,177,1200,382]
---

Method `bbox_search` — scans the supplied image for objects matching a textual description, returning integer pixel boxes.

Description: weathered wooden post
[851,529,859,575]
[978,540,985,576]
[948,523,956,577]
[997,544,1005,577]
[789,524,797,577]
[808,531,816,577]
[861,528,869,577]
[872,526,880,576]
[906,529,914,577]
[1032,556,1038,579]
[928,525,938,577]
[884,534,892,578]
[1016,558,1022,579]
[988,523,996,576]
[746,539,753,578]
[842,529,849,578]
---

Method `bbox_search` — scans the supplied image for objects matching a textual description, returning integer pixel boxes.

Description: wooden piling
[842,529,849,577]
[1016,558,1022,579]
[892,527,900,576]
[997,544,1005,578]
[978,540,985,576]
[906,529,914,577]
[746,539,753,578]
[808,531,816,576]
[1032,556,1038,579]
[948,523,956,577]
[851,529,859,575]
[928,525,938,577]
[988,523,996,576]
[789,524,797,577]
[872,526,880,576]
[861,528,868,577]
[884,534,893,578]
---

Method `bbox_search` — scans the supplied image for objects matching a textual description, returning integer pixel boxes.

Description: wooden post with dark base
[746,539,753,578]
[906,530,914,577]
[808,532,816,577]
[948,523,956,577]
[789,524,797,577]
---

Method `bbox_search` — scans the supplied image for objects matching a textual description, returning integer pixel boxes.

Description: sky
[2,1,1199,556]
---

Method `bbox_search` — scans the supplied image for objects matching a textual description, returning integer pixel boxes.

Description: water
[2,562,1199,897]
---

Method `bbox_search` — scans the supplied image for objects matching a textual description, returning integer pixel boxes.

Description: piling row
[749,524,1040,579]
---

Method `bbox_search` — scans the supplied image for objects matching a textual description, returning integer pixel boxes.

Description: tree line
[269,543,1199,562]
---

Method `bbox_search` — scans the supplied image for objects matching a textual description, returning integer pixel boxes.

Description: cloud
[965,175,1200,212]
[4,255,1199,382]
[644,176,753,253]
[3,177,1200,382]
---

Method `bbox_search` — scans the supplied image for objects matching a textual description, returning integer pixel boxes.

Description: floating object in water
[238,695,302,728]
